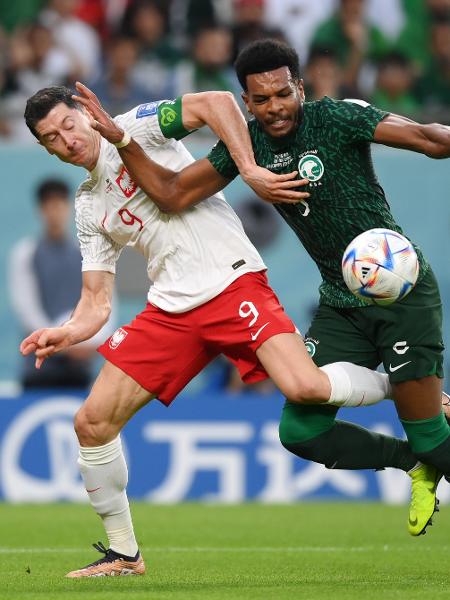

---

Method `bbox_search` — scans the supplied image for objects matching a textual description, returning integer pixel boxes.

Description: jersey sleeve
[206,139,240,180]
[116,97,194,149]
[75,186,123,274]
[325,98,389,144]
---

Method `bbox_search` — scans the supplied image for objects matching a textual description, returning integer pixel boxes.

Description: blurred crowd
[0,0,449,142]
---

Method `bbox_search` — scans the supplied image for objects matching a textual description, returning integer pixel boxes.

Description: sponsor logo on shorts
[298,153,324,183]
[389,360,411,373]
[136,102,158,118]
[109,328,128,350]
[116,166,137,198]
[393,341,409,355]
[305,338,318,357]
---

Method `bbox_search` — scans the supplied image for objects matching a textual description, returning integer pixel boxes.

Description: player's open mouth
[268,119,289,130]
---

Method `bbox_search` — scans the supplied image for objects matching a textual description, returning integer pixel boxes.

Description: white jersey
[75,100,266,313]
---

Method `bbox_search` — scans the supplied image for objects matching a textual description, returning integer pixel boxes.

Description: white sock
[78,436,138,557]
[320,362,392,407]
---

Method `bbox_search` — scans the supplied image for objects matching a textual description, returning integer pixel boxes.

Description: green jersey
[207,96,428,308]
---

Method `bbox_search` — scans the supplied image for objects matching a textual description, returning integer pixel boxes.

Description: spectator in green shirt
[312,0,391,92]
[371,51,420,118]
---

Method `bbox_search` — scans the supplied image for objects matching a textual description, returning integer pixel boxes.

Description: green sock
[400,412,450,454]
[401,412,450,476]
[280,401,417,472]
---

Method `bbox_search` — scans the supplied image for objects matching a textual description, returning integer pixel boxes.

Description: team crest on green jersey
[305,339,317,357]
[298,153,324,182]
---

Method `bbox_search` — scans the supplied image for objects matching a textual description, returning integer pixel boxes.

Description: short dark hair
[234,39,301,91]
[307,46,338,65]
[24,86,80,139]
[377,50,411,70]
[36,178,70,205]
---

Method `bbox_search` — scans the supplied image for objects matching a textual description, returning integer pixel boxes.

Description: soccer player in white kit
[21,85,391,577]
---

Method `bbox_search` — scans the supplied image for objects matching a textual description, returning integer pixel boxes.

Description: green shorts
[305,269,444,383]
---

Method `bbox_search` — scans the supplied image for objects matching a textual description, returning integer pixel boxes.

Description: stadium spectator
[414,14,450,124]
[120,0,181,99]
[263,0,335,65]
[87,35,149,116]
[172,24,239,99]
[169,0,223,44]
[8,178,113,389]
[371,51,420,118]
[0,0,44,33]
[311,0,391,94]
[0,22,74,141]
[303,47,351,101]
[231,0,286,61]
[38,0,101,81]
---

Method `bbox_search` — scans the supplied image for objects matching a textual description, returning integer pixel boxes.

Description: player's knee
[74,406,112,447]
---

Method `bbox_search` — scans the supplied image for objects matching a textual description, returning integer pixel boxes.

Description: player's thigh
[98,303,214,406]
[374,269,444,386]
[373,269,445,419]
[204,271,297,387]
[304,304,380,368]
[77,360,156,444]
[256,332,330,401]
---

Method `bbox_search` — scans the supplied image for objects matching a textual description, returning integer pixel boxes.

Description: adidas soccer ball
[342,228,419,306]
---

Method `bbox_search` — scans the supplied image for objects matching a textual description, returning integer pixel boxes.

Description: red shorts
[98,271,296,405]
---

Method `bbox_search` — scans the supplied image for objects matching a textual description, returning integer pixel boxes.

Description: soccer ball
[342,228,419,306]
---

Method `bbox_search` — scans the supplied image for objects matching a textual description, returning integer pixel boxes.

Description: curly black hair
[234,39,301,91]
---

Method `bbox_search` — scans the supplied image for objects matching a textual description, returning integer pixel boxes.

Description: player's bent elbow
[424,144,449,159]
[281,379,322,405]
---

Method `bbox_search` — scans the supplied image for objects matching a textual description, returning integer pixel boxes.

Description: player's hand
[241,166,310,204]
[72,82,125,145]
[20,326,74,369]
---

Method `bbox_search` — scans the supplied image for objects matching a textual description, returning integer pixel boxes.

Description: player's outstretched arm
[182,91,310,204]
[374,114,450,158]
[73,82,309,208]
[20,271,114,369]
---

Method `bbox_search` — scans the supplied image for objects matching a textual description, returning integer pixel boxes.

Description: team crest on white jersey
[298,153,324,182]
[116,166,138,198]
[109,327,128,350]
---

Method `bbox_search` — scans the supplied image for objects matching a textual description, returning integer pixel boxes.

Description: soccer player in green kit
[73,38,450,537]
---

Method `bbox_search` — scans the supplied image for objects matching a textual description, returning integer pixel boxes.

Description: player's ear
[241,91,253,115]
[297,78,305,103]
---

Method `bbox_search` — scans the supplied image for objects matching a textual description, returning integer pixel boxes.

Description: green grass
[0,502,449,599]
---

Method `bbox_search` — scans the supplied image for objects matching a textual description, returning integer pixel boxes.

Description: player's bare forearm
[73,83,311,206]
[182,93,313,203]
[117,139,177,205]
[65,271,114,342]
[182,92,257,175]
[374,114,450,158]
[117,147,228,212]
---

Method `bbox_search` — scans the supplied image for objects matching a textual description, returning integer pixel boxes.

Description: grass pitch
[0,502,449,599]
